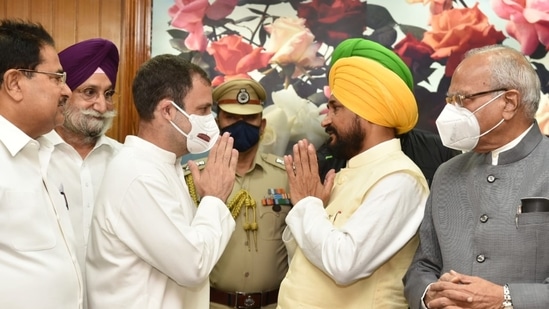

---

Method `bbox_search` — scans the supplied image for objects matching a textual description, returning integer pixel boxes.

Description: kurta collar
[237,149,267,176]
[124,135,178,164]
[0,115,36,157]
[347,138,401,169]
[43,129,117,151]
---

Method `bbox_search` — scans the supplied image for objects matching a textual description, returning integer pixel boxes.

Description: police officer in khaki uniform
[186,79,290,309]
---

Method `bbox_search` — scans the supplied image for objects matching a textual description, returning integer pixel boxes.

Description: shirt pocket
[0,189,57,251]
[516,212,549,281]
[259,206,290,240]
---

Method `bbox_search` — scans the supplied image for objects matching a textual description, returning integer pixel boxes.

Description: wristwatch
[502,284,513,309]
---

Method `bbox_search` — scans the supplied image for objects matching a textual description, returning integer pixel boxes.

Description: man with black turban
[276,39,430,308]
[39,38,121,305]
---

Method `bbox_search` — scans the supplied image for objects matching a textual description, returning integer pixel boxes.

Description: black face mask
[220,120,260,152]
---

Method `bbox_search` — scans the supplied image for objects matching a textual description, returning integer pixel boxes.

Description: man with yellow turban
[276,39,430,308]
[317,38,459,186]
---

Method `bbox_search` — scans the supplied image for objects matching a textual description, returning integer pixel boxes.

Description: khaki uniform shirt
[186,151,290,309]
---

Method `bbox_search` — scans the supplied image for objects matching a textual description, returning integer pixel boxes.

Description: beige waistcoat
[278,141,427,308]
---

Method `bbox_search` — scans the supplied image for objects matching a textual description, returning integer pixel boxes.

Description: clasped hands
[187,132,238,202]
[283,139,336,206]
[425,270,505,309]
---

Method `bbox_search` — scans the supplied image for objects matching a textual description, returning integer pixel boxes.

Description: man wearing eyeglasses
[0,19,83,309]
[39,38,121,307]
[404,45,549,309]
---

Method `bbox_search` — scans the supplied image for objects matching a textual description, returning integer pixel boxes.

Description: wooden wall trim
[116,0,152,141]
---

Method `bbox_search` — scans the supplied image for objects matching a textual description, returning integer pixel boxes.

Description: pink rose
[406,0,431,3]
[536,94,549,135]
[207,35,273,86]
[264,17,325,77]
[423,3,506,76]
[430,0,453,15]
[169,0,238,51]
[491,0,549,55]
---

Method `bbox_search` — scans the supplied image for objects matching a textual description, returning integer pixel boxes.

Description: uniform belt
[210,287,279,308]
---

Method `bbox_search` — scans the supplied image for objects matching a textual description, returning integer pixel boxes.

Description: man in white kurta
[86,54,238,309]
[0,19,83,309]
[43,132,120,268]
[40,39,122,277]
[277,40,429,308]
[86,136,235,308]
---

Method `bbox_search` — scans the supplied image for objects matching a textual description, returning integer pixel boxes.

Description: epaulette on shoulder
[182,158,208,176]
[260,153,286,170]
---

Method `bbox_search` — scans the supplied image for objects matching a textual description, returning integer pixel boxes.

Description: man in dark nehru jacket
[185,78,290,309]
[317,38,458,186]
[39,38,121,292]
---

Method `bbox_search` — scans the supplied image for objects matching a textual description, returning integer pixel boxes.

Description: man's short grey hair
[465,45,541,119]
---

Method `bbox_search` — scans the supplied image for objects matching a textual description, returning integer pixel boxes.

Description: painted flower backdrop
[154,0,549,155]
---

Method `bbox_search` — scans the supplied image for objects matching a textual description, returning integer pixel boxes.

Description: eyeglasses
[74,87,116,104]
[445,88,507,107]
[17,69,67,84]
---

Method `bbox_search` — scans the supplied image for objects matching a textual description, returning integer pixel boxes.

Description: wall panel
[0,1,6,18]
[52,0,77,50]
[29,0,53,30]
[5,0,30,19]
[75,0,100,41]
[99,0,123,44]
[117,0,152,139]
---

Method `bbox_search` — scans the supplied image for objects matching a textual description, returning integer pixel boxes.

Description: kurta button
[476,254,485,263]
[244,272,249,277]
[480,214,488,223]
[487,175,496,183]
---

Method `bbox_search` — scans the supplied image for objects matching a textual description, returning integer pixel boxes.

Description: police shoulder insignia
[260,153,286,170]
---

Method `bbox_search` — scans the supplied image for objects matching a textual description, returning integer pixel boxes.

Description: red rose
[297,0,366,46]
[207,35,273,86]
[394,33,435,68]
[422,3,506,76]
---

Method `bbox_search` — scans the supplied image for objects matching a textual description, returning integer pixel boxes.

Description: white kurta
[86,135,235,309]
[0,116,83,309]
[40,130,121,273]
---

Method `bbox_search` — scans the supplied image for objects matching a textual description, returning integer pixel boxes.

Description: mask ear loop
[169,101,191,138]
[472,92,506,139]
[170,100,189,116]
[471,91,505,115]
[477,118,505,139]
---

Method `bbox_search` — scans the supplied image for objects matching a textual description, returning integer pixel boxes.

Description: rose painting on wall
[151,0,549,156]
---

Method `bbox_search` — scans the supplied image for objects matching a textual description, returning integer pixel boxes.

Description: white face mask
[435,92,505,152]
[169,101,219,154]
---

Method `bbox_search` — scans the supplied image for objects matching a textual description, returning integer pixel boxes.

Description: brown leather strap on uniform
[218,98,262,105]
[210,287,279,308]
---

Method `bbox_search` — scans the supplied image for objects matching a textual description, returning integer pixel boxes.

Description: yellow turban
[329,56,418,135]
